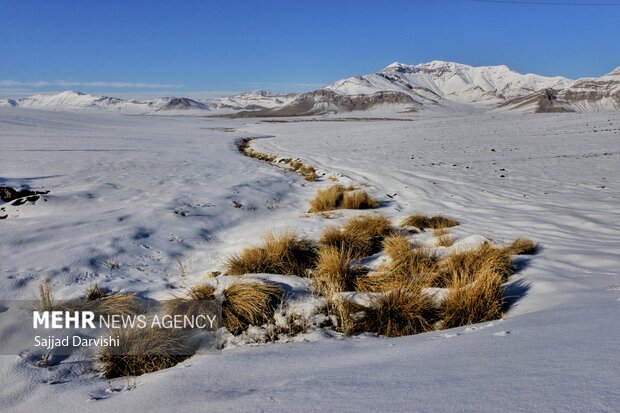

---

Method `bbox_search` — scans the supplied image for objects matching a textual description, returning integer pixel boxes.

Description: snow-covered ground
[1,108,619,412]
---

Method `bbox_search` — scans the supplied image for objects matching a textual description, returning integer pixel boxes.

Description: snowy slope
[208,90,299,111]
[15,91,201,114]
[236,61,576,116]
[325,60,572,107]
[6,90,301,115]
[498,67,620,113]
[0,108,619,411]
[5,62,619,116]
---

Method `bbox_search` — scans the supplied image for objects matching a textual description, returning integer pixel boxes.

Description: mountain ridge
[2,61,619,115]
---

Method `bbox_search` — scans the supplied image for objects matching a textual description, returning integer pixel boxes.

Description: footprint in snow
[493,331,510,337]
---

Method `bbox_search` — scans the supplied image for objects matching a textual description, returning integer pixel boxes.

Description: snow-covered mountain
[497,67,620,113]
[4,90,298,115]
[208,90,299,111]
[231,60,579,116]
[3,62,619,116]
[14,91,194,113]
[326,60,572,106]
[0,98,17,107]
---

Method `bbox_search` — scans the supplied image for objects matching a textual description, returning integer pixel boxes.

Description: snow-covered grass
[308,184,380,212]
[1,108,619,411]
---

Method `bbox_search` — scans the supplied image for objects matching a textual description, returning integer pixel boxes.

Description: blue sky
[1,0,619,98]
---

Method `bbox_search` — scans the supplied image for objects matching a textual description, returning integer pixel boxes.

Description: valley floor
[0,108,619,412]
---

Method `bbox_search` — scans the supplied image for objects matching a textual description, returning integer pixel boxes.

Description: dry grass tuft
[320,214,394,258]
[97,327,192,378]
[225,231,317,276]
[382,234,438,280]
[222,281,284,335]
[308,185,379,212]
[341,190,381,210]
[435,243,513,288]
[441,269,504,329]
[308,185,349,212]
[36,280,137,316]
[38,279,54,311]
[85,283,104,300]
[400,214,460,230]
[325,294,367,335]
[502,238,539,255]
[356,235,439,291]
[164,284,217,324]
[313,246,367,294]
[433,228,453,247]
[362,285,437,337]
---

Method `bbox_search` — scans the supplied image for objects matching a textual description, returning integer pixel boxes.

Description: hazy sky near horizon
[1,0,619,98]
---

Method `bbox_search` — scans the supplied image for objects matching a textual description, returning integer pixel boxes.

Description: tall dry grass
[225,231,317,276]
[319,214,394,258]
[362,285,437,337]
[97,327,192,378]
[356,235,439,292]
[441,268,504,329]
[502,238,539,255]
[400,214,459,230]
[308,185,379,212]
[164,284,218,323]
[222,280,283,335]
[313,246,367,294]
[434,243,514,288]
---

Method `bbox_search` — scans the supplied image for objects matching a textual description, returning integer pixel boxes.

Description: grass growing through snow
[362,285,437,337]
[97,327,192,378]
[222,280,283,335]
[441,267,504,329]
[433,228,453,247]
[308,185,380,212]
[502,237,539,255]
[319,214,394,258]
[164,284,217,322]
[435,243,514,288]
[37,279,53,311]
[37,281,139,315]
[238,138,319,181]
[313,246,367,294]
[355,234,438,291]
[225,230,318,276]
[400,214,459,230]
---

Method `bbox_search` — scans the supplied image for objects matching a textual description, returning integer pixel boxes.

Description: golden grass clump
[362,285,437,337]
[320,214,394,258]
[164,284,218,322]
[435,243,514,288]
[308,185,379,212]
[37,281,138,315]
[84,293,139,316]
[441,269,504,329]
[225,231,318,276]
[502,238,539,255]
[433,228,453,247]
[314,246,367,294]
[222,280,284,335]
[400,214,460,230]
[340,190,381,210]
[325,294,367,335]
[97,327,192,378]
[383,234,438,279]
[85,283,104,300]
[319,225,369,258]
[309,185,349,212]
[356,235,439,291]
[342,214,393,253]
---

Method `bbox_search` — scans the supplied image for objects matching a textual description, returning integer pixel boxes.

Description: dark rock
[0,186,48,202]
